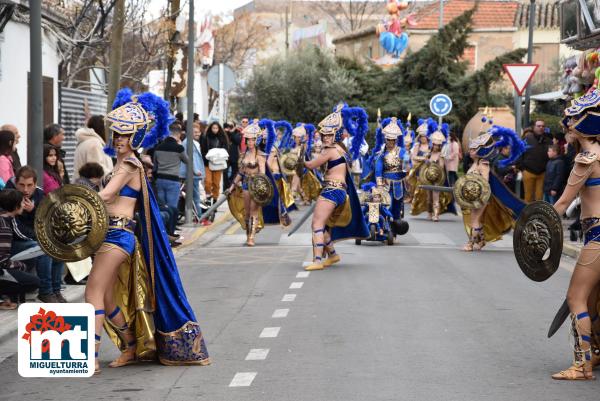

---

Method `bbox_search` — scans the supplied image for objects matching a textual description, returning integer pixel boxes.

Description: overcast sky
[148,0,251,19]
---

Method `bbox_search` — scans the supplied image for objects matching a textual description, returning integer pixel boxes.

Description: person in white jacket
[73,115,114,180]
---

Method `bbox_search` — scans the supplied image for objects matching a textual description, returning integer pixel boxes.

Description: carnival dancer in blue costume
[373,117,408,224]
[303,103,370,271]
[228,119,290,246]
[89,88,210,374]
[268,120,296,213]
[550,89,600,379]
[461,120,527,251]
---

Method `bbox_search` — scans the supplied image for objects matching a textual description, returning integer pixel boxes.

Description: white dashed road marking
[245,348,270,361]
[272,308,289,318]
[229,372,257,387]
[282,294,296,302]
[296,271,310,278]
[259,327,281,338]
[289,282,304,289]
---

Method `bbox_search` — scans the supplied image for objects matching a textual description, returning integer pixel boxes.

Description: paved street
[0,206,599,400]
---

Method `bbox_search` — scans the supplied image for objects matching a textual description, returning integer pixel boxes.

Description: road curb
[0,212,233,346]
[175,211,233,252]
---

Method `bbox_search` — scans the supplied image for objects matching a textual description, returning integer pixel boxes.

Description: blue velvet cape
[330,170,370,242]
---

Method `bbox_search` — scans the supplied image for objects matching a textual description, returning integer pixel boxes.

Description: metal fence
[59,87,107,178]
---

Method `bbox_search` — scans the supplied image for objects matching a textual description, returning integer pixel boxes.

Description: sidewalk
[0,208,232,344]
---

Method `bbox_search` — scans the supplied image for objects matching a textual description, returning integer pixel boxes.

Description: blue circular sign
[430,94,453,117]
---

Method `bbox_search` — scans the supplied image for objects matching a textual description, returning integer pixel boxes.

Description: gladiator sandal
[305,228,326,271]
[247,216,258,247]
[106,306,137,368]
[323,237,341,267]
[244,218,250,245]
[432,202,440,222]
[462,228,478,252]
[472,227,486,251]
[94,309,104,375]
[552,312,596,380]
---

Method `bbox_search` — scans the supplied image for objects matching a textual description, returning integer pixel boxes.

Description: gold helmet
[242,119,261,139]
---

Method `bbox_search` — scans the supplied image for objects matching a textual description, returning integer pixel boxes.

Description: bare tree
[37,0,170,90]
[315,0,384,34]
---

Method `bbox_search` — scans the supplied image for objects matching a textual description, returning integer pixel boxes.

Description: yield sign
[503,64,539,96]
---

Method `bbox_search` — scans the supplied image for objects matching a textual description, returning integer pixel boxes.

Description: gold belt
[323,180,347,190]
[109,216,136,233]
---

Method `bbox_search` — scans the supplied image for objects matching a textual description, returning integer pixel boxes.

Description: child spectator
[75,162,105,192]
[543,144,565,204]
[0,189,40,308]
[43,144,63,195]
[0,130,15,184]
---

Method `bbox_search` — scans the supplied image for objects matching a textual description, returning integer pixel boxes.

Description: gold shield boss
[453,174,491,210]
[248,173,275,206]
[35,185,108,262]
[418,162,445,186]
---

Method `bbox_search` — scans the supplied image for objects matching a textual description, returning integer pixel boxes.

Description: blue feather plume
[490,125,528,167]
[361,182,376,193]
[259,119,277,156]
[275,120,293,151]
[304,124,316,158]
[341,106,369,161]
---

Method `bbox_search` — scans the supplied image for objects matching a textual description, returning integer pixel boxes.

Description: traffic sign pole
[219,63,225,125]
[514,90,522,137]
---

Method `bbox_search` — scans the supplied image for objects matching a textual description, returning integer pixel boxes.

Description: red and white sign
[503,64,539,96]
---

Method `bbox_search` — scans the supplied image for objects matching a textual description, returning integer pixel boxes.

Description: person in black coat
[223,122,241,190]
[543,144,565,204]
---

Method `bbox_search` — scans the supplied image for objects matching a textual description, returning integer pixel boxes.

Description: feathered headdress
[489,125,528,167]
[259,119,277,156]
[318,103,369,160]
[105,87,174,156]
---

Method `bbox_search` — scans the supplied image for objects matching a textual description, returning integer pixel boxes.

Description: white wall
[0,20,60,165]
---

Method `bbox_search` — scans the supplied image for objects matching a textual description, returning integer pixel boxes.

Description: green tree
[235,47,357,122]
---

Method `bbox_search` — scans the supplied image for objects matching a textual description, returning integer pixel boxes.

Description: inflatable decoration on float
[376,1,417,57]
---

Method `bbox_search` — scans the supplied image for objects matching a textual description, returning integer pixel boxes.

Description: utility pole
[106,0,125,111]
[439,0,444,29]
[29,0,43,183]
[165,0,181,108]
[185,0,195,224]
[285,5,289,56]
[523,0,536,129]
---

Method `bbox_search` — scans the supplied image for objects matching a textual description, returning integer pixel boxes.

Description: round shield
[248,174,275,206]
[280,153,299,176]
[453,174,491,210]
[418,162,445,186]
[513,201,563,282]
[35,184,108,262]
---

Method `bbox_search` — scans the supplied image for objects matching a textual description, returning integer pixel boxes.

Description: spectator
[144,162,180,244]
[73,115,113,180]
[43,144,63,195]
[517,120,552,202]
[200,122,230,204]
[0,130,15,184]
[153,123,188,209]
[444,132,460,187]
[43,123,70,184]
[0,189,40,308]
[239,118,249,153]
[6,166,65,303]
[180,122,207,222]
[224,122,241,191]
[543,145,565,204]
[493,145,518,193]
[0,124,22,174]
[75,162,104,192]
[175,112,184,123]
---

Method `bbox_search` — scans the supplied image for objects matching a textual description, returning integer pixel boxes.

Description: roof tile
[413,0,519,30]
